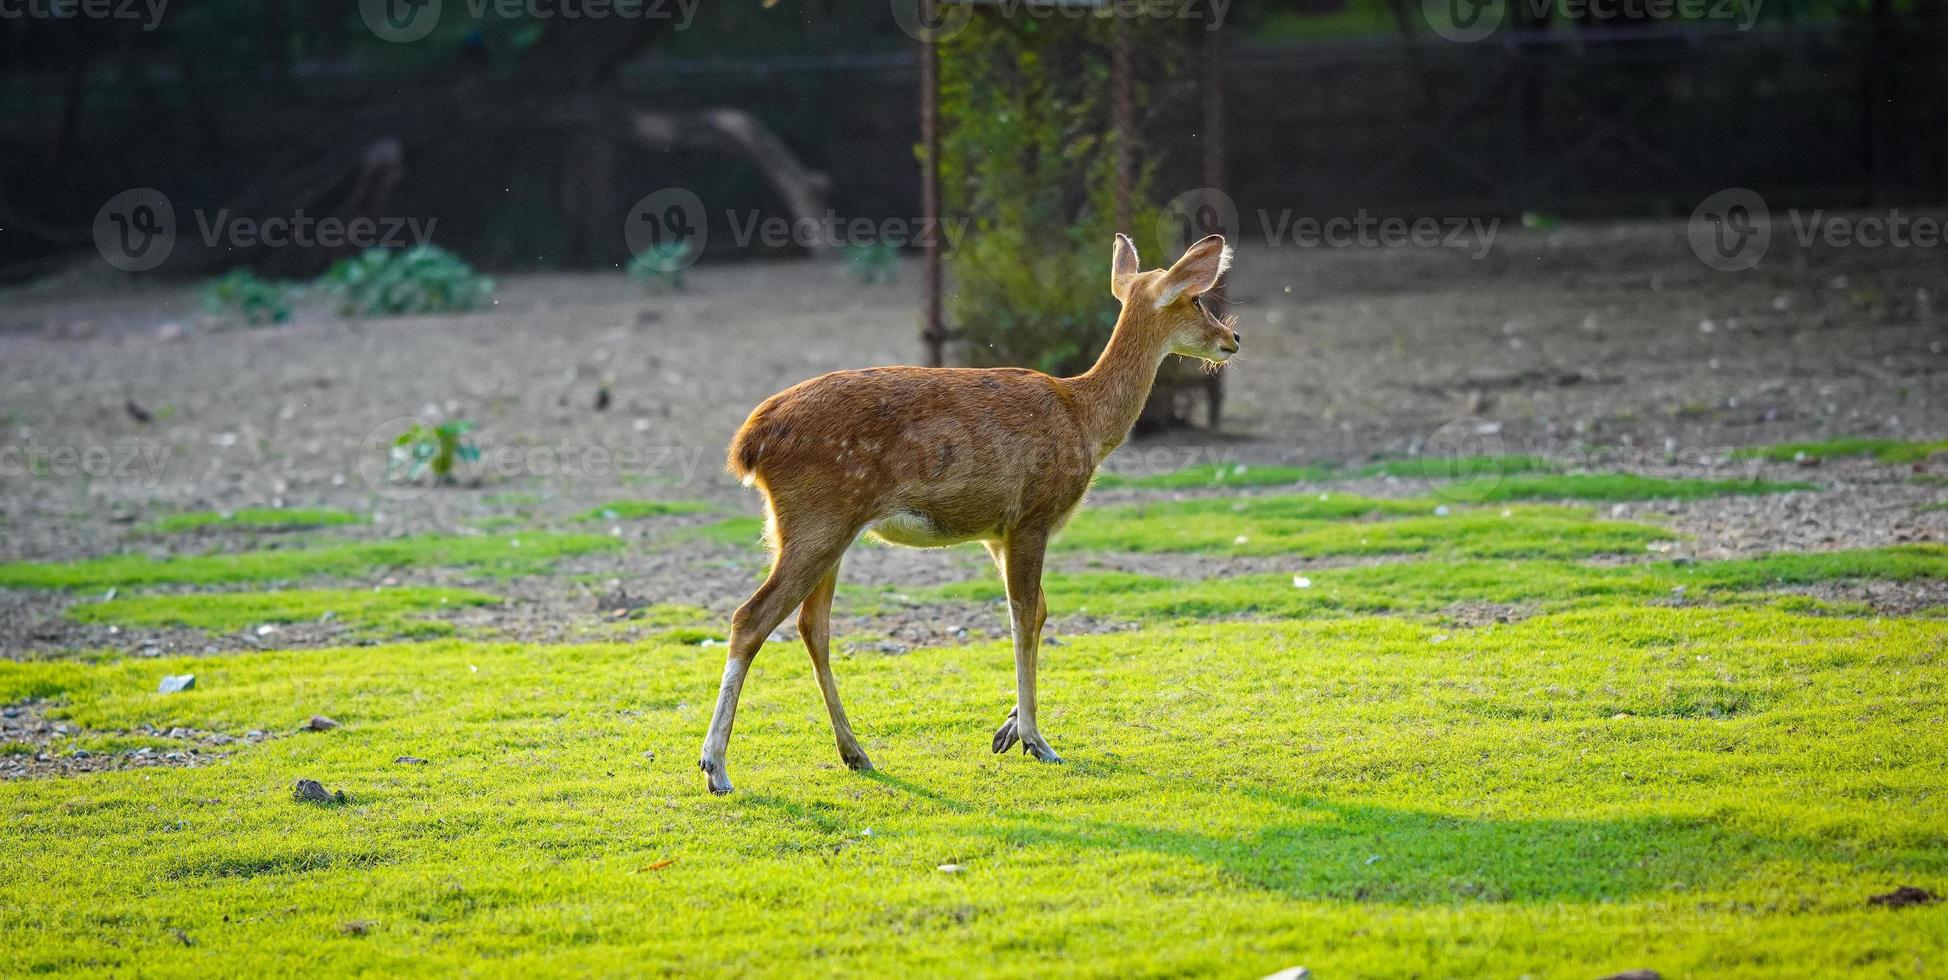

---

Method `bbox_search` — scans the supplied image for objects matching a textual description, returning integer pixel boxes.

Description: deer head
[1109,233,1240,364]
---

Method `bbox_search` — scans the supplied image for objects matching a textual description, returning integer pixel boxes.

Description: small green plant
[201,270,295,326]
[627,241,695,292]
[323,246,494,316]
[1520,211,1561,231]
[391,420,479,485]
[844,242,898,284]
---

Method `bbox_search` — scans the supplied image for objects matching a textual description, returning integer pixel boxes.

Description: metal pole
[920,0,946,367]
[1200,6,1227,429]
[1112,9,1133,234]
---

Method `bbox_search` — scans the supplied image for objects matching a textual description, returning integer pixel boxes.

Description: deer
[699,233,1238,794]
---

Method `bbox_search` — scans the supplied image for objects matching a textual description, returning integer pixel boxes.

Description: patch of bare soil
[1774,578,1948,617]
[0,220,1941,654]
[0,699,272,780]
[1437,601,1537,628]
[1868,886,1941,909]
[1648,461,1944,559]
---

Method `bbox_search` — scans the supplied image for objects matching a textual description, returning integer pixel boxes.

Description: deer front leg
[989,587,1045,755]
[991,530,1061,763]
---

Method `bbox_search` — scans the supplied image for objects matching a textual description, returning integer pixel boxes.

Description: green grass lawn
[1094,458,1809,502]
[683,515,768,548]
[67,587,503,638]
[1,606,1944,975]
[4,467,1946,975]
[1734,437,1948,464]
[142,508,366,535]
[1455,472,1814,502]
[0,533,619,591]
[1094,461,1341,490]
[889,545,1948,623]
[1058,495,1671,558]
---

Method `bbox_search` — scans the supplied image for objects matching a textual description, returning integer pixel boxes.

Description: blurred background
[4,0,1944,272]
[0,0,1942,543]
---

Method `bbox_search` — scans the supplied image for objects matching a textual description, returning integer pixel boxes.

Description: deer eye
[1190,296,1204,313]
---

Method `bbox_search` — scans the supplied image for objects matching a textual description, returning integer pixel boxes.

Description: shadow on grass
[848,767,1863,905]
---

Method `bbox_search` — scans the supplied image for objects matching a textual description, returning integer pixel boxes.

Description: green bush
[942,15,1152,376]
[323,246,494,317]
[844,242,898,285]
[627,241,694,292]
[201,269,295,326]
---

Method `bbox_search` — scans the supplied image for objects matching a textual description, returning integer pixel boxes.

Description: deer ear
[1110,233,1140,302]
[1156,234,1231,306]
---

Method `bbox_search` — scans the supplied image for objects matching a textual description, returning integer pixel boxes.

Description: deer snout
[1221,329,1240,354]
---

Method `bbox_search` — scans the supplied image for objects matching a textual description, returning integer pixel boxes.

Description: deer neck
[1067,311,1170,461]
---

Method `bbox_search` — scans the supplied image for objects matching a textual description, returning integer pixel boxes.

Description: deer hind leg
[799,563,872,771]
[987,531,1061,763]
[699,515,852,795]
[989,585,1047,756]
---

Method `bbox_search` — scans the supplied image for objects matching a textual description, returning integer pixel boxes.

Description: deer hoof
[700,758,734,795]
[1022,736,1064,765]
[842,751,875,772]
[991,707,1020,755]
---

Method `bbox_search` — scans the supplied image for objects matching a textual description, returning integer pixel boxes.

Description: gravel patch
[2,228,1941,656]
[0,699,271,780]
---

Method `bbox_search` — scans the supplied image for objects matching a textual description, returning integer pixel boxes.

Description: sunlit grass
[1094,461,1339,490]
[67,587,503,638]
[1354,454,1555,481]
[1734,437,1948,464]
[682,516,767,548]
[1095,460,1809,502]
[886,545,1947,623]
[7,450,1946,975]
[143,508,365,535]
[1059,495,1669,558]
[0,533,620,591]
[1,607,1944,975]
[1458,472,1814,502]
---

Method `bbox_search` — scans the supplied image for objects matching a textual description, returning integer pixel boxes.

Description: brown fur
[699,234,1239,793]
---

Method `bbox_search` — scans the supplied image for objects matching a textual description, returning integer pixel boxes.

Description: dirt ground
[0,218,1942,658]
